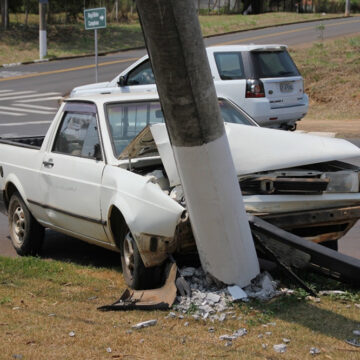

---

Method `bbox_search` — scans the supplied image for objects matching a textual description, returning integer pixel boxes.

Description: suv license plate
[280,82,294,92]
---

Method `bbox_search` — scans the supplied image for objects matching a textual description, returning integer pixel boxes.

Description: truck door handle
[42,160,54,168]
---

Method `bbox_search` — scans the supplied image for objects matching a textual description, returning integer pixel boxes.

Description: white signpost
[84,8,107,83]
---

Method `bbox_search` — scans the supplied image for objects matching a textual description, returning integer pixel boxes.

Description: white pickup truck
[1,92,360,289]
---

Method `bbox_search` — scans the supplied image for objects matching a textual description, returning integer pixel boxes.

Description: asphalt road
[0,16,359,136]
[0,17,360,266]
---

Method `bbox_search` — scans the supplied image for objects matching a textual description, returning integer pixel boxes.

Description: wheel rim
[123,232,135,277]
[11,202,26,247]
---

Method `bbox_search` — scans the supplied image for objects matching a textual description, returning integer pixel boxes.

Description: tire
[120,231,163,290]
[8,192,44,256]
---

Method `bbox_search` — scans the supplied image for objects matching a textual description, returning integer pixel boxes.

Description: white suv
[71,45,308,130]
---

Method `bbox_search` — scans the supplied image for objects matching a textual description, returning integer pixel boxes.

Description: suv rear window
[214,52,245,80]
[251,50,299,78]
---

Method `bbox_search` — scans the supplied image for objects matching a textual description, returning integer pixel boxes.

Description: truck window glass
[251,51,299,78]
[214,52,245,80]
[106,101,164,156]
[127,60,155,86]
[52,112,101,159]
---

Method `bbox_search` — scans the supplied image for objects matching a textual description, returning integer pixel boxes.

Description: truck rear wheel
[121,231,163,290]
[8,192,44,256]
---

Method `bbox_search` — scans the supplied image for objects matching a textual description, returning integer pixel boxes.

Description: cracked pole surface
[136,0,259,286]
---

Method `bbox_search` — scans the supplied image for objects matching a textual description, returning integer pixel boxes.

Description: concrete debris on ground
[219,328,247,341]
[310,347,321,355]
[173,268,280,321]
[132,319,157,329]
[319,290,347,296]
[106,347,112,353]
[345,338,360,347]
[68,331,75,337]
[273,343,287,353]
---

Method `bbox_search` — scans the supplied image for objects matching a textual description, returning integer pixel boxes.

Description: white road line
[0,110,25,116]
[0,120,51,126]
[0,92,60,101]
[0,90,36,99]
[0,106,54,115]
[15,103,58,111]
[18,96,63,103]
[0,89,15,94]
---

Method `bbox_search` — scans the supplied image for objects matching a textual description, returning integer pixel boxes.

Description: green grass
[0,12,344,64]
[0,255,359,359]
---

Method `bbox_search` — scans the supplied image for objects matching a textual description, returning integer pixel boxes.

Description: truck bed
[0,136,45,149]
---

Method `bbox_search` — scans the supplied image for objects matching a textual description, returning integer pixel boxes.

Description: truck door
[39,102,109,243]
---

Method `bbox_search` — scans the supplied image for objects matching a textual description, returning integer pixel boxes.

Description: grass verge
[0,256,359,359]
[290,35,360,136]
[0,12,343,64]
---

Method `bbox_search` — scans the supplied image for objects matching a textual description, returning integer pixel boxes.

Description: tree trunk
[1,0,9,30]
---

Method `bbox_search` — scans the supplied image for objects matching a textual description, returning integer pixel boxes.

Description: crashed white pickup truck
[1,93,360,289]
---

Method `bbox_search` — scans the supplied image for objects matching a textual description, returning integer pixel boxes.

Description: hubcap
[123,233,135,276]
[11,203,26,246]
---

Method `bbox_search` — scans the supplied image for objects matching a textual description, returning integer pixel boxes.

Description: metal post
[39,0,47,59]
[94,28,98,83]
[136,0,260,287]
[115,0,118,22]
[345,0,350,16]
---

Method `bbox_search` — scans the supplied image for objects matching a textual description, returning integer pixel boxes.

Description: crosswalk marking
[0,106,55,115]
[15,103,57,111]
[0,110,25,116]
[0,90,36,99]
[0,120,51,126]
[0,89,62,119]
[0,92,60,101]
[18,96,63,103]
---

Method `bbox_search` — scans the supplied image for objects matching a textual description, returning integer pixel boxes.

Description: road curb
[0,15,351,68]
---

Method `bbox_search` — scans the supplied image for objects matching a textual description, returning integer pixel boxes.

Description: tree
[1,0,9,30]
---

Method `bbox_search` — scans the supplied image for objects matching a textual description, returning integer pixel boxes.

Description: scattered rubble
[310,347,321,355]
[69,331,75,337]
[283,338,291,343]
[346,338,360,347]
[132,320,157,330]
[106,348,112,353]
[273,343,287,353]
[173,267,280,321]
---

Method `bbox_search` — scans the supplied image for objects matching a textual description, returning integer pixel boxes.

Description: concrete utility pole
[39,0,47,60]
[136,0,259,287]
[345,0,351,16]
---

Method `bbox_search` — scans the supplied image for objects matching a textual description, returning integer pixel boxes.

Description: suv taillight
[246,79,265,98]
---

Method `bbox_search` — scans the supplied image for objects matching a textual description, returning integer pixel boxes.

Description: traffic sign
[84,8,107,30]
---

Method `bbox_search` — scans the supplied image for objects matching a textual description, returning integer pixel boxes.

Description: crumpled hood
[150,123,360,186]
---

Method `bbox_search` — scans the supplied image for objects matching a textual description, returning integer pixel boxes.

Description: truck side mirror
[118,75,127,87]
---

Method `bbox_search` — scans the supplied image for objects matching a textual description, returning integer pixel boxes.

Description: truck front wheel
[8,192,44,256]
[121,231,163,290]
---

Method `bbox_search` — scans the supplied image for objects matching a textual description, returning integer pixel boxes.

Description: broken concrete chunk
[206,293,221,303]
[262,343,268,349]
[309,347,321,355]
[228,285,248,301]
[282,338,291,343]
[69,331,75,337]
[346,338,360,347]
[184,322,189,327]
[234,328,247,337]
[106,348,112,353]
[244,272,278,301]
[218,313,227,322]
[219,334,236,341]
[273,344,287,353]
[319,290,346,296]
[225,341,232,347]
[132,319,157,330]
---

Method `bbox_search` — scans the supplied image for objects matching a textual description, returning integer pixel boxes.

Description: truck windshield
[106,99,255,157]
